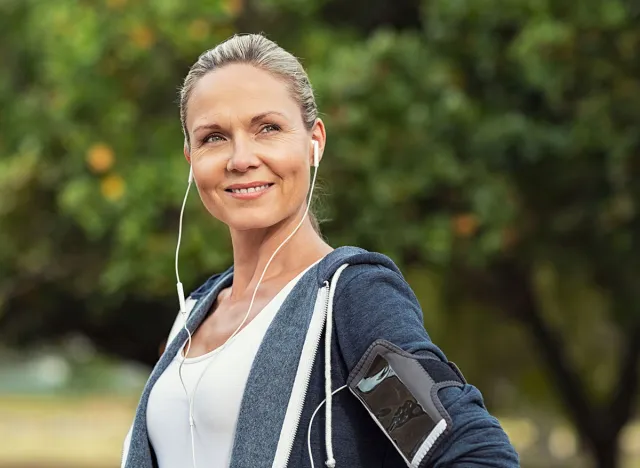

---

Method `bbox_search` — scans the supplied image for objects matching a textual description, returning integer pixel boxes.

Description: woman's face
[184,63,325,232]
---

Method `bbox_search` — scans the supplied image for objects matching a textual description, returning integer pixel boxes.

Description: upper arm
[333,264,519,467]
[333,264,443,369]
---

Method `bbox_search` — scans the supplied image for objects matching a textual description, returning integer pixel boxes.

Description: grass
[2,394,639,468]
[0,394,138,468]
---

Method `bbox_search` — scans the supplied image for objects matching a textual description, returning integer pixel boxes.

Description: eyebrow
[192,111,288,135]
[192,123,223,135]
[250,111,287,125]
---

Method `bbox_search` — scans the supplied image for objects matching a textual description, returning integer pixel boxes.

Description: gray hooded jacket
[122,246,519,467]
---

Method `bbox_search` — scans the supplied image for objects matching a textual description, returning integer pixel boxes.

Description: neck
[228,206,332,300]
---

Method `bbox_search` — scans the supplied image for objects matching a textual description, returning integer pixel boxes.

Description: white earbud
[312,140,320,168]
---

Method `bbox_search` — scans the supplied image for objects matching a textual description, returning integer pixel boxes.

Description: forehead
[186,63,299,128]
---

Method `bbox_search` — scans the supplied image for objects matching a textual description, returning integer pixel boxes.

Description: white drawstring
[308,385,348,468]
[323,264,349,468]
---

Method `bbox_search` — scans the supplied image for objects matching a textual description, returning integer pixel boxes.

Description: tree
[0,0,238,363]
[307,1,640,466]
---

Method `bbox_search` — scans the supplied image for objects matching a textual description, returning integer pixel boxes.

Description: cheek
[277,157,310,195]
[190,155,227,217]
[191,152,225,188]
[278,168,312,219]
[194,184,224,222]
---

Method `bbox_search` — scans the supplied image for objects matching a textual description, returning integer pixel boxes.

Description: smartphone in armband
[347,340,465,468]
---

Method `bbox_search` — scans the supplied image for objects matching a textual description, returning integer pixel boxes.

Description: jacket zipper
[272,281,331,468]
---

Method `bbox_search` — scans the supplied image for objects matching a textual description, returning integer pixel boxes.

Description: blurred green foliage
[1,0,639,466]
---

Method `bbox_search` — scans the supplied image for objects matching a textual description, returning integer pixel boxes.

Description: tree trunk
[591,438,619,468]
[459,258,639,468]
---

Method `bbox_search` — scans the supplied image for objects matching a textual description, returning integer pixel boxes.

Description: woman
[122,34,519,468]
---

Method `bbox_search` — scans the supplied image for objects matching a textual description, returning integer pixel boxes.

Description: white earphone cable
[183,159,320,433]
[175,178,191,289]
[175,169,197,467]
[175,171,193,315]
[175,143,320,468]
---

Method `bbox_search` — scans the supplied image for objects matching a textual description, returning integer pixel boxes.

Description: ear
[310,118,327,166]
[183,141,191,163]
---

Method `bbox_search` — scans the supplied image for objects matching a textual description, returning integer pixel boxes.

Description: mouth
[224,182,274,199]
[225,183,274,194]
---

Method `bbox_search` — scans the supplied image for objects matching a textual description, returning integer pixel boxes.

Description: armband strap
[347,340,465,468]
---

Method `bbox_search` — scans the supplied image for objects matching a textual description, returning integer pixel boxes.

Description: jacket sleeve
[332,263,520,467]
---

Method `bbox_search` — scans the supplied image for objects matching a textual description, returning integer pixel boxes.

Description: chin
[220,211,284,232]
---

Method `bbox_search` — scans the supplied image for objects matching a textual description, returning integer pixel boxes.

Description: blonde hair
[179,33,317,146]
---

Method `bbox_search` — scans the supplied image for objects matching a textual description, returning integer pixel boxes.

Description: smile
[225,183,274,199]
[228,184,271,194]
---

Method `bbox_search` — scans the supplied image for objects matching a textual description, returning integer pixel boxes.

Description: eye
[202,134,225,144]
[260,123,281,134]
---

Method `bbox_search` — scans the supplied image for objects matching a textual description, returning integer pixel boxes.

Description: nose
[226,139,260,173]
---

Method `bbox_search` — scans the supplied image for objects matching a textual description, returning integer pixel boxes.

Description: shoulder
[334,262,423,321]
[316,246,420,315]
[317,246,404,284]
[329,250,425,326]
[335,262,409,297]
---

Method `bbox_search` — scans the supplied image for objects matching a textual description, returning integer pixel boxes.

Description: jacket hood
[315,246,402,287]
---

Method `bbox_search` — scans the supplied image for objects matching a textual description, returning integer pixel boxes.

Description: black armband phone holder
[347,340,465,467]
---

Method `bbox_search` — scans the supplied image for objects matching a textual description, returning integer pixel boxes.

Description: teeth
[231,184,270,194]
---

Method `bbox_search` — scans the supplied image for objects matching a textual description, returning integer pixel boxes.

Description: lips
[226,183,273,194]
[224,182,275,199]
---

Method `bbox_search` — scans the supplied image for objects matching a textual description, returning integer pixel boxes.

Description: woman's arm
[332,263,519,467]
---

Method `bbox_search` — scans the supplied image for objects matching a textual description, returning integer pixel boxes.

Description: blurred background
[1,0,639,466]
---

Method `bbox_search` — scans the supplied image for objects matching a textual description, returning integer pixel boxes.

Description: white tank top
[146,268,309,468]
